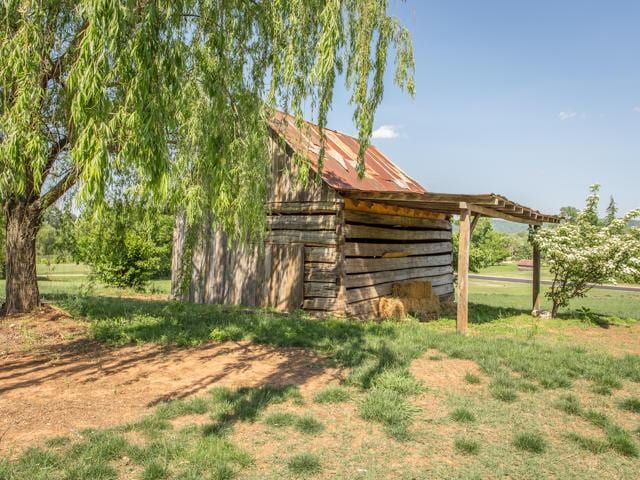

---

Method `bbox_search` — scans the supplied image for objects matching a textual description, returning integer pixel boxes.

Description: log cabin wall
[172,136,456,318]
[343,199,455,318]
[171,136,346,314]
[267,137,345,314]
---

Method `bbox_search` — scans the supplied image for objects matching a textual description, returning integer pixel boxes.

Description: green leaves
[2,0,414,244]
[533,184,640,316]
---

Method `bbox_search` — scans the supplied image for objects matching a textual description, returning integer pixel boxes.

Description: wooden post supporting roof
[457,203,472,334]
[532,225,541,314]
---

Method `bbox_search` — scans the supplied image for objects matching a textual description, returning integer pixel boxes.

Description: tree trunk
[3,201,41,314]
[551,300,561,318]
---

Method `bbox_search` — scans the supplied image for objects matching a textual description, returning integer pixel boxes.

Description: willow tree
[0,0,414,314]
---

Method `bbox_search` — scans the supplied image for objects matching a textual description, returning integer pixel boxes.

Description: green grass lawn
[477,262,552,280]
[2,274,640,479]
[35,262,90,276]
[0,277,170,302]
[470,278,640,321]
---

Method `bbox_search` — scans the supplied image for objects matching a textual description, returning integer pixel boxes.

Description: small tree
[559,206,579,222]
[453,218,510,272]
[604,196,618,226]
[504,231,533,261]
[76,202,173,290]
[534,185,640,317]
[1,1,415,313]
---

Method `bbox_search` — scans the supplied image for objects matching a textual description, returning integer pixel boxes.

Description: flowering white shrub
[533,185,640,317]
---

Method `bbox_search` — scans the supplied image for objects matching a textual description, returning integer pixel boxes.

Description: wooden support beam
[457,205,472,334]
[532,225,541,314]
[470,213,480,234]
[468,203,542,226]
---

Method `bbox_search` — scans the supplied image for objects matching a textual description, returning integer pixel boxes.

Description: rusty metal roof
[269,111,560,224]
[269,111,426,194]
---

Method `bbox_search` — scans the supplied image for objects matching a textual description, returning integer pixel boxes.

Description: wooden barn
[171,111,559,326]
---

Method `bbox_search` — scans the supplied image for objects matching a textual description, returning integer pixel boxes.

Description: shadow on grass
[466,303,530,324]
[465,301,622,329]
[12,293,639,392]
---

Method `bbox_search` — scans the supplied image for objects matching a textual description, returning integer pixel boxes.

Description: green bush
[75,202,173,289]
[453,218,511,272]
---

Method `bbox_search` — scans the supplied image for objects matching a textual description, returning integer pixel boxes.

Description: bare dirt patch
[553,323,640,356]
[410,349,484,393]
[0,304,86,355]
[0,314,343,455]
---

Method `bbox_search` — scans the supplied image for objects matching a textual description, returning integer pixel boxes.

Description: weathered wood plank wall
[343,202,454,318]
[171,137,456,319]
[171,136,344,313]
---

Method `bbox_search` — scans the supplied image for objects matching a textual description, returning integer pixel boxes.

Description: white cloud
[558,111,578,121]
[372,125,401,139]
[633,106,640,113]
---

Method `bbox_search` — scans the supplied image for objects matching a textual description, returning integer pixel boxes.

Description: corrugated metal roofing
[269,111,560,224]
[269,111,426,194]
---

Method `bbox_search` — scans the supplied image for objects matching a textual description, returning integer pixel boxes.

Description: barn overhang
[340,189,559,334]
[339,190,560,226]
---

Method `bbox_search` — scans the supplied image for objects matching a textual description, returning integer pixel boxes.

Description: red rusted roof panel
[269,111,427,194]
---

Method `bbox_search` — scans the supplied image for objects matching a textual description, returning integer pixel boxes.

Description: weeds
[359,388,419,441]
[287,453,321,475]
[294,416,325,435]
[513,431,547,453]
[450,407,476,423]
[454,437,480,455]
[44,436,70,448]
[563,433,609,454]
[264,412,297,428]
[590,385,612,396]
[264,412,324,435]
[490,386,517,403]
[464,372,481,384]
[372,368,424,395]
[619,397,640,414]
[141,461,168,480]
[313,387,350,404]
[607,430,639,457]
[556,394,582,415]
[580,409,640,457]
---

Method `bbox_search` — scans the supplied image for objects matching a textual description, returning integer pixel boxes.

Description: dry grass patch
[169,413,211,430]
[410,350,484,394]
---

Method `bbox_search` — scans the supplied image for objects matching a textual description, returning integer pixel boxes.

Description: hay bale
[379,294,441,322]
[392,281,433,299]
[379,297,406,319]
[439,301,457,317]
[403,296,440,321]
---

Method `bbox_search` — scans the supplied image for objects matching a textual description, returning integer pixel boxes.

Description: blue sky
[325,0,640,215]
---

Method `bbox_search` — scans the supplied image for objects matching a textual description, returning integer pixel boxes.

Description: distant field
[0,277,171,302]
[470,278,640,321]
[477,262,552,280]
[36,262,90,276]
[2,266,639,321]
